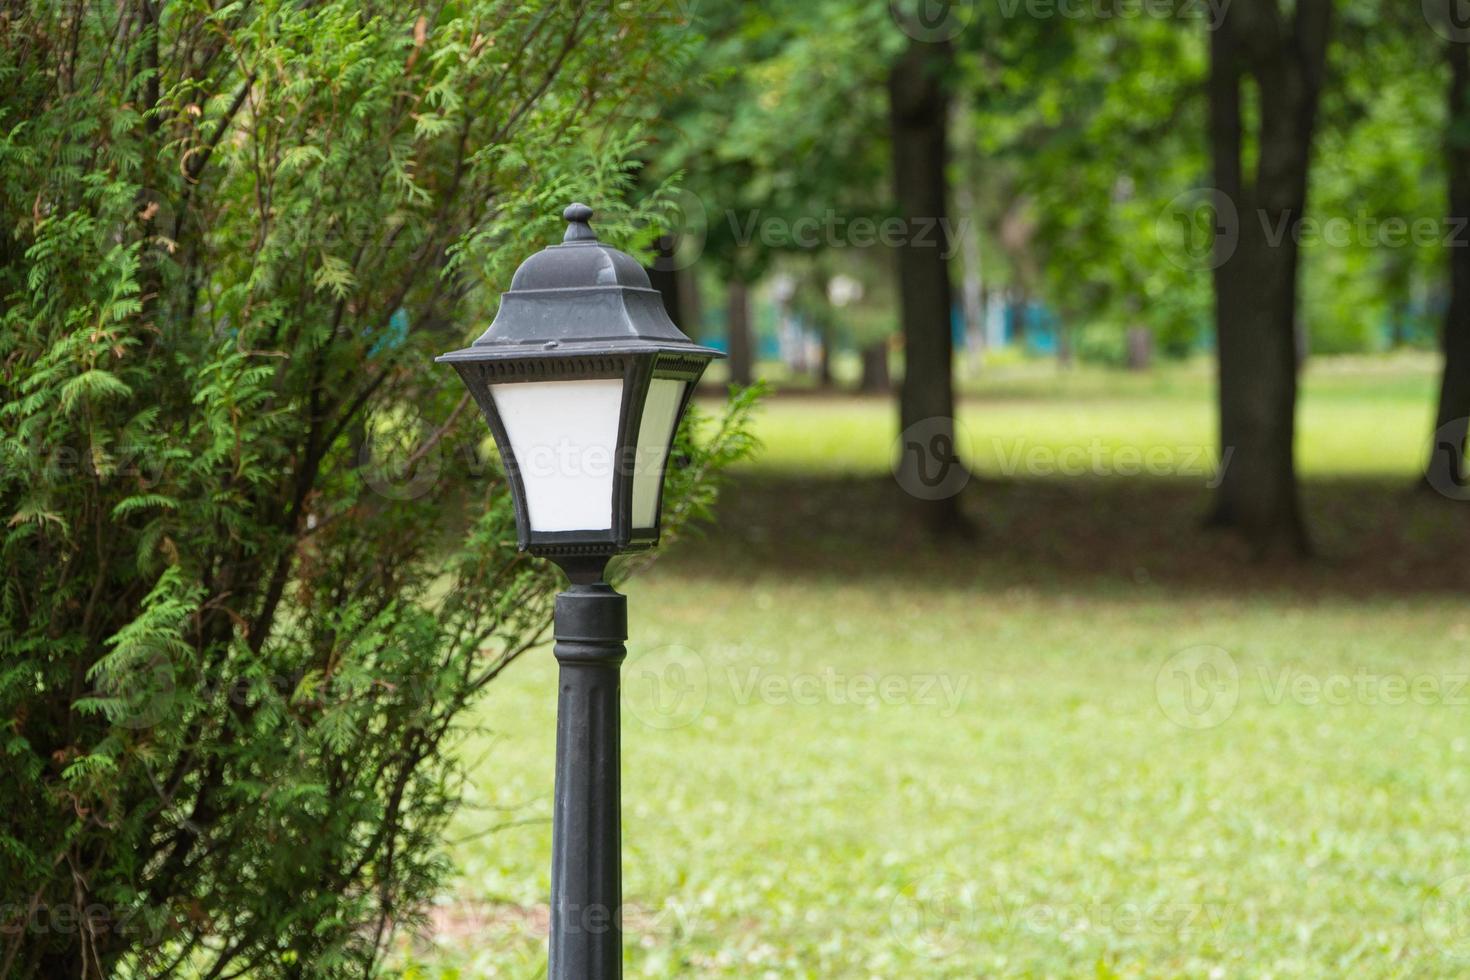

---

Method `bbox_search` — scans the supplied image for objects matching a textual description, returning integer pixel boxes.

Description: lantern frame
[437,203,722,561]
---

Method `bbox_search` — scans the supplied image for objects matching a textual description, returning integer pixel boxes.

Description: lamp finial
[563,202,596,243]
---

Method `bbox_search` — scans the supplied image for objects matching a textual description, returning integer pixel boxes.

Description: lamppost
[437,203,722,979]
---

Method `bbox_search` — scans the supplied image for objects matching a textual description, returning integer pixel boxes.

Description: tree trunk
[859,340,891,393]
[1207,0,1331,557]
[726,278,753,387]
[678,263,703,342]
[1385,251,1414,350]
[1125,326,1153,371]
[817,321,835,387]
[778,299,808,375]
[1428,28,1470,495]
[1009,288,1027,345]
[954,102,986,377]
[1389,295,1409,350]
[888,38,969,536]
[647,234,682,330]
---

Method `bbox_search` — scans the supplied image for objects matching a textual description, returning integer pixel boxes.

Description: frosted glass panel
[631,379,686,529]
[491,379,624,532]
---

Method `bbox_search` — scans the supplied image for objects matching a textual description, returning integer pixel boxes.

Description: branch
[183,73,256,185]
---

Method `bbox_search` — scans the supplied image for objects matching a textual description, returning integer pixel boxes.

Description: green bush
[0,2,755,976]
[1072,321,1129,367]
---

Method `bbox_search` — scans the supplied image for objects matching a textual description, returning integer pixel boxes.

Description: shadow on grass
[656,471,1470,600]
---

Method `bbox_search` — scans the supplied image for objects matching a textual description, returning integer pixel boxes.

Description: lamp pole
[548,572,626,979]
[436,203,723,980]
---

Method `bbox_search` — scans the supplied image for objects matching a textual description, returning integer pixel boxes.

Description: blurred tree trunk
[958,220,986,374]
[1390,296,1409,349]
[888,37,969,535]
[727,278,753,387]
[1428,29,1470,494]
[1384,250,1414,349]
[679,264,704,341]
[817,321,835,387]
[1207,0,1331,557]
[1126,326,1153,371]
[648,234,683,328]
[1009,288,1027,345]
[859,340,890,393]
[779,299,809,375]
[954,104,987,377]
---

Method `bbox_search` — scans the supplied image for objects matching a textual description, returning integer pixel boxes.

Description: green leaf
[59,369,132,414]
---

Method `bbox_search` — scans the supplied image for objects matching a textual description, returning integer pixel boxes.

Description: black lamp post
[437,203,721,979]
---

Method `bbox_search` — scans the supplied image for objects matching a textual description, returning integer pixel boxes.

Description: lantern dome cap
[506,204,651,292]
[436,202,723,364]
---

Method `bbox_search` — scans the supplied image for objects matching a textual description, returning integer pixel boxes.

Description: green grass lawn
[398,354,1470,978]
[749,353,1440,479]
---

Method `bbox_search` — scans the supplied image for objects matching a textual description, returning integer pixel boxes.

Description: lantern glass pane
[631,379,687,529]
[490,379,624,533]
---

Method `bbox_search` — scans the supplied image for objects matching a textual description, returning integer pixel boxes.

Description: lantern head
[437,203,723,571]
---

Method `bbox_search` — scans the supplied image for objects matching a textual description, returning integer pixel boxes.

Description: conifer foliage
[0,2,755,975]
